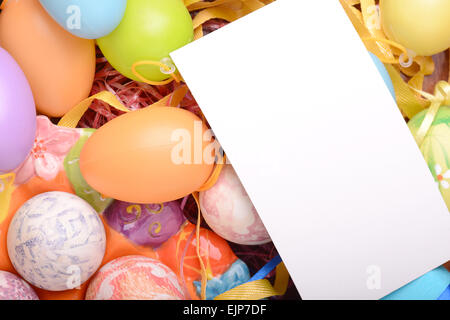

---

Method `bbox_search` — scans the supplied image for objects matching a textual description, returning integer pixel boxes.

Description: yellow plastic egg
[380,0,450,56]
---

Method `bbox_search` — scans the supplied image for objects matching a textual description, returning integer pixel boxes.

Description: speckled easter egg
[0,271,38,300]
[408,106,450,209]
[7,192,106,291]
[85,256,187,300]
[200,165,271,245]
[103,201,185,248]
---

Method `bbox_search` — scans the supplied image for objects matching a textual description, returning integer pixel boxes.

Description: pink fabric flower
[13,116,80,185]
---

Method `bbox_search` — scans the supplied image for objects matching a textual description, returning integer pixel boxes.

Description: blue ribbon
[250,255,450,300]
[437,285,450,300]
[249,255,282,281]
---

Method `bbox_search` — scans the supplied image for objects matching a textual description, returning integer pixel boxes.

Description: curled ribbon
[185,0,273,40]
[213,254,290,300]
[191,192,208,300]
[340,0,436,119]
[214,262,289,300]
[58,85,189,128]
[131,59,182,86]
[412,81,450,147]
[189,155,227,301]
[58,91,131,128]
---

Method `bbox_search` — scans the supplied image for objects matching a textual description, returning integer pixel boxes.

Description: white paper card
[171,0,450,299]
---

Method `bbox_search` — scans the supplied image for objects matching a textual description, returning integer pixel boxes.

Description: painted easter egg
[200,165,271,245]
[0,47,36,173]
[157,222,250,300]
[39,0,127,39]
[0,0,95,117]
[80,107,215,203]
[97,0,193,82]
[408,106,450,209]
[7,192,106,291]
[104,200,185,248]
[85,255,187,300]
[0,271,39,300]
[64,128,113,213]
[380,0,450,56]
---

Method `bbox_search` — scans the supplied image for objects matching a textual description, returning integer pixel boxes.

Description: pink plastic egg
[200,165,271,245]
[85,256,187,300]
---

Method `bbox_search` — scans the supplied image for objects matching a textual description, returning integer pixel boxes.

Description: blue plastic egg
[369,52,395,99]
[39,0,127,39]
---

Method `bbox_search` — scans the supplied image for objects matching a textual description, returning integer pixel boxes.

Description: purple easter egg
[0,271,38,300]
[0,47,36,173]
[104,200,185,248]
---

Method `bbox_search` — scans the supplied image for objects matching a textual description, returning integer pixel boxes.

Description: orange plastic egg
[0,0,95,117]
[80,107,215,203]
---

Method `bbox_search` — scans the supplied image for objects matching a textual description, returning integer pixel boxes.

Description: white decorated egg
[7,192,106,291]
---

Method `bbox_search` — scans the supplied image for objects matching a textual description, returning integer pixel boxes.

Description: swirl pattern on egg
[86,255,187,300]
[103,200,185,248]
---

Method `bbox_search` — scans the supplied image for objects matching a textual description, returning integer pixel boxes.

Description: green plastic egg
[64,129,113,213]
[408,106,450,209]
[97,0,193,82]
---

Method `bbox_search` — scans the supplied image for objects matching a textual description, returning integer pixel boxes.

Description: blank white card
[171,0,450,299]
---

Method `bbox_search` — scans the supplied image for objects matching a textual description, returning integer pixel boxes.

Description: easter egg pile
[0,0,449,301]
[0,0,281,301]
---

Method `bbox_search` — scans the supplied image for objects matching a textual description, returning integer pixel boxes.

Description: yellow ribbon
[58,91,131,128]
[186,155,227,301]
[197,155,227,192]
[0,173,15,224]
[185,0,273,40]
[384,64,429,119]
[58,85,189,129]
[191,192,208,300]
[412,81,450,147]
[215,262,290,300]
[131,59,182,86]
[339,0,435,119]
